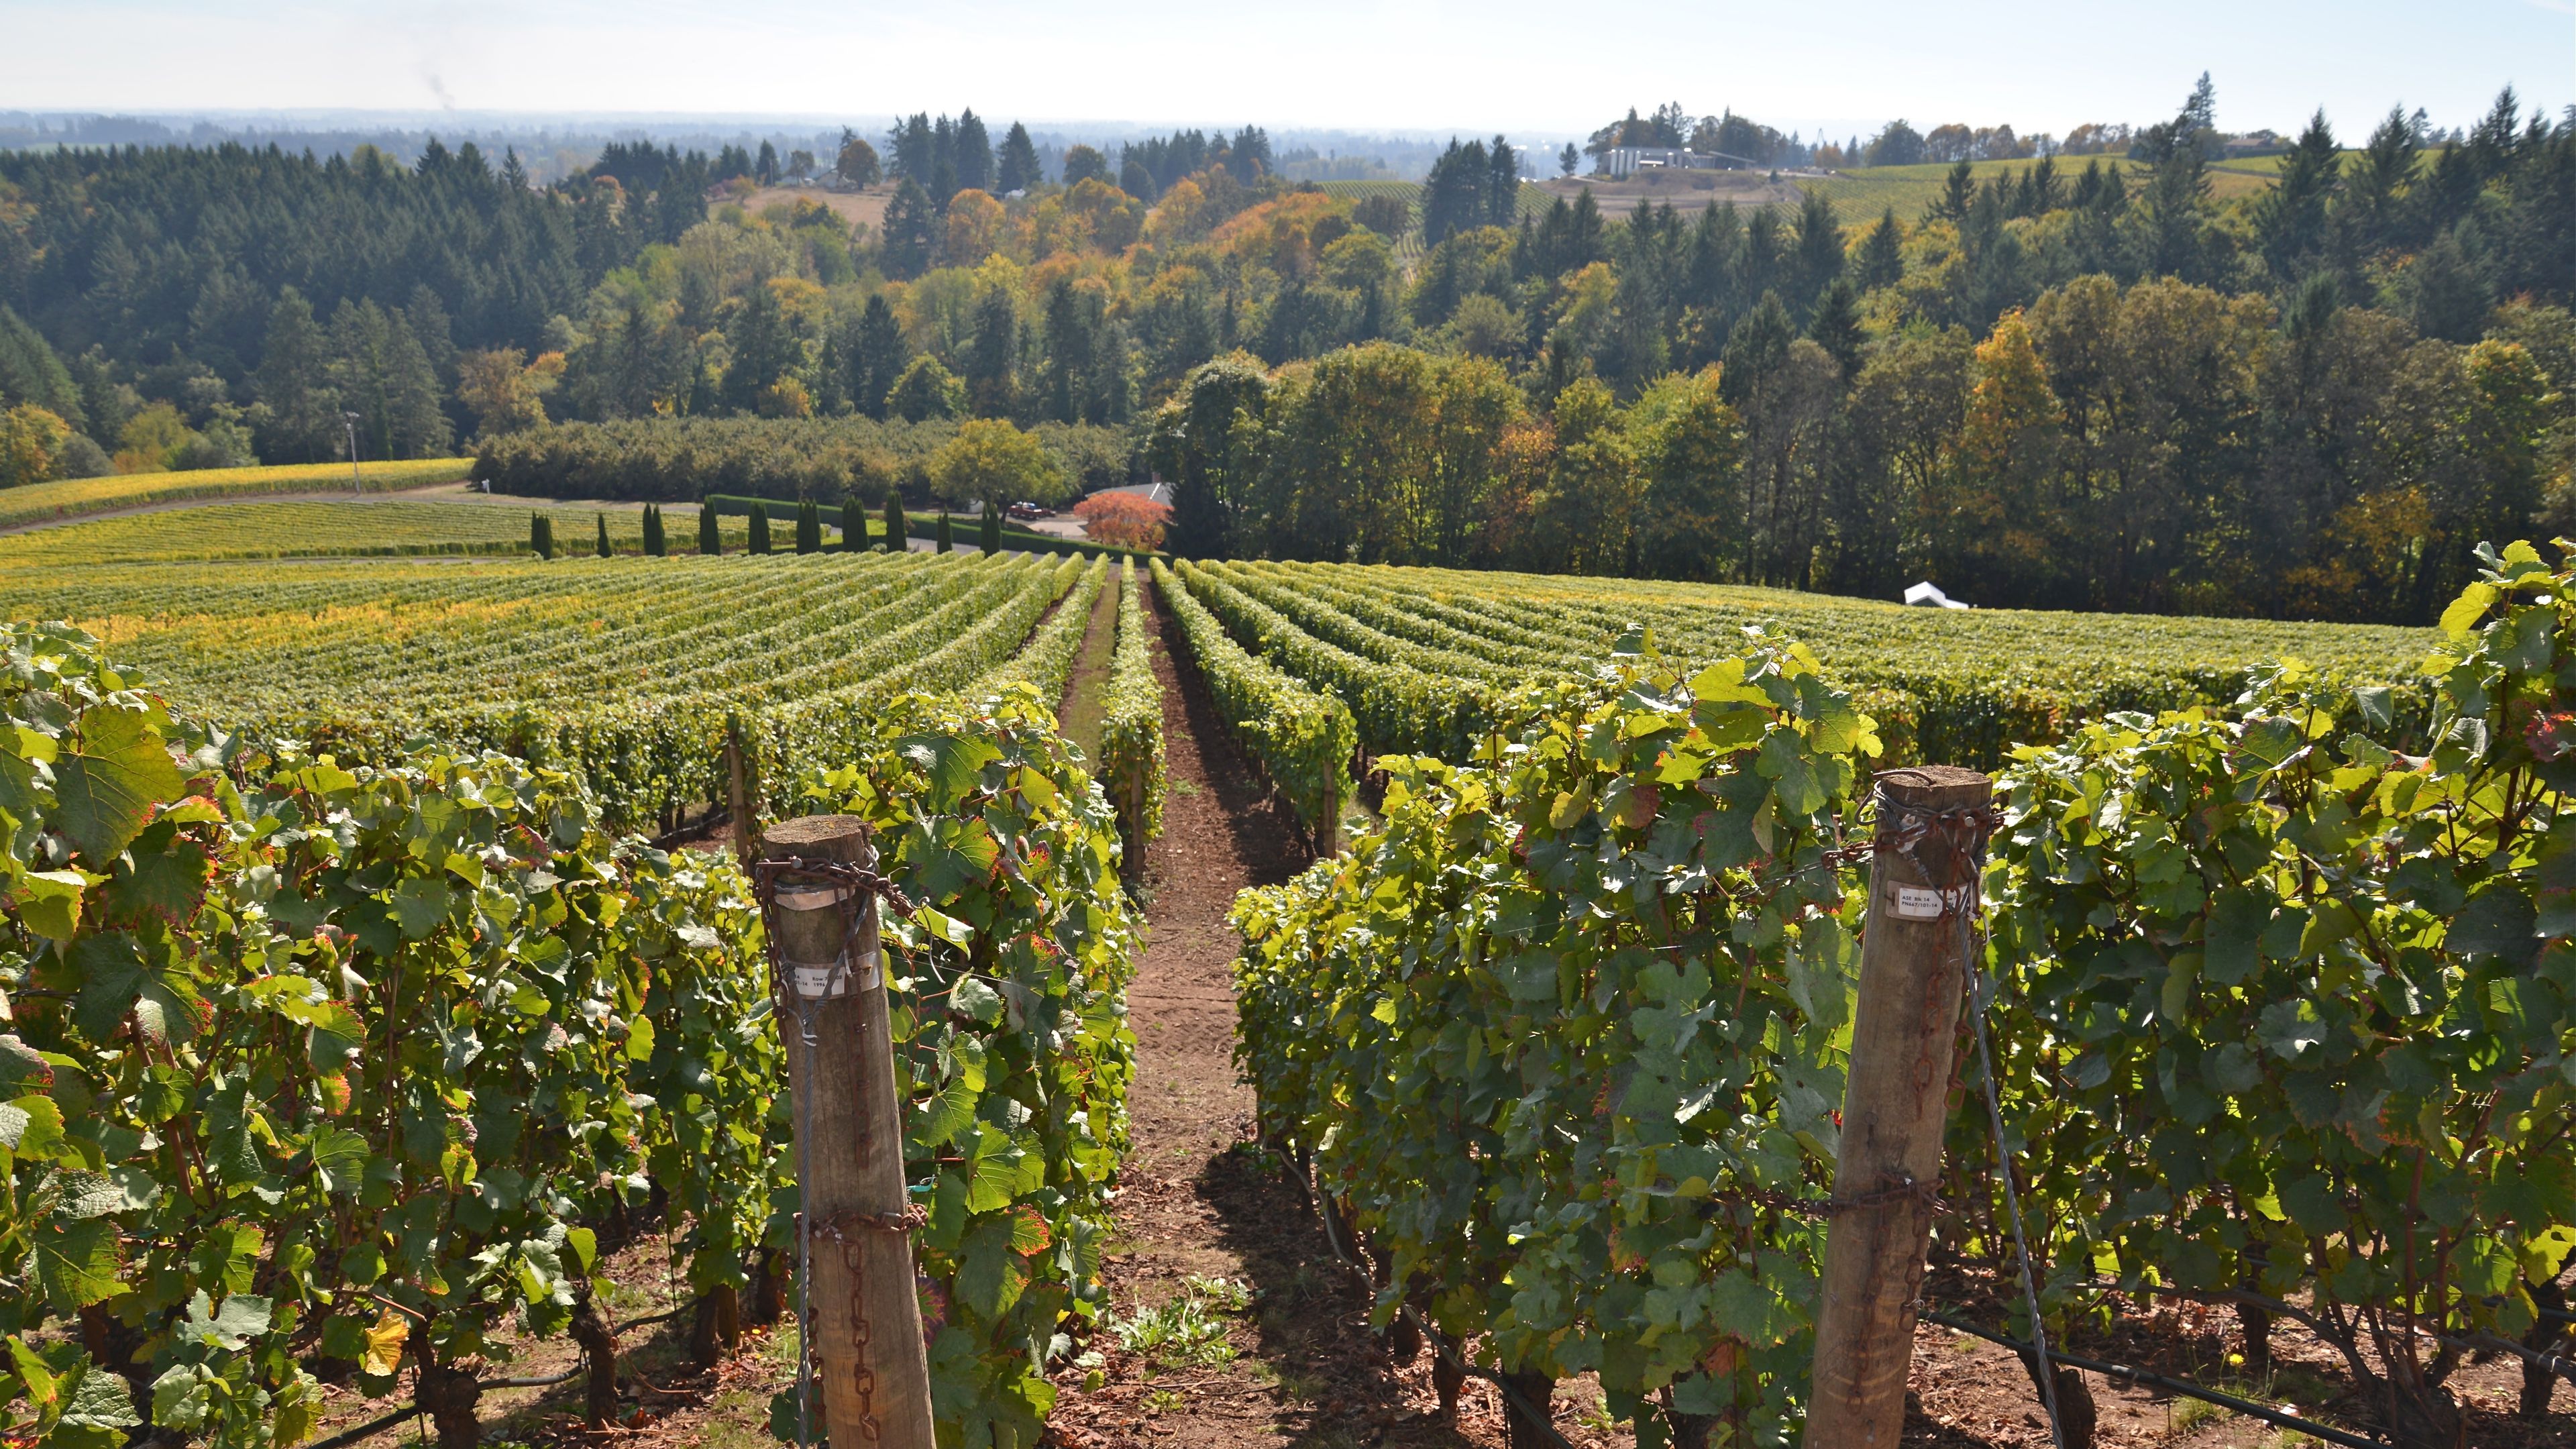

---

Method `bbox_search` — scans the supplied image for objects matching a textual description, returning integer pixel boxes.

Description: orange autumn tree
[1073,490,1171,551]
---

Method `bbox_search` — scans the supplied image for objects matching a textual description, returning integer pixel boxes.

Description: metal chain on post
[753,856,916,1449]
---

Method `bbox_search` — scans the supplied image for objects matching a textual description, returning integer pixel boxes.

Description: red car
[1006,502,1048,521]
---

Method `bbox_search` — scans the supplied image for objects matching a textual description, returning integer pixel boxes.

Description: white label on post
[1892,885,1945,920]
[792,948,881,998]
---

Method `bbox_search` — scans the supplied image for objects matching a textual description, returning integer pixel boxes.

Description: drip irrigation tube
[1925,1311,2390,1449]
[301,1405,417,1449]
[298,1293,703,1449]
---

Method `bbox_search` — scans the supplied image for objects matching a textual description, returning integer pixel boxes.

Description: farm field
[1803,154,2277,220]
[7,493,2567,1449]
[1164,557,2433,771]
[13,537,1106,828]
[0,456,474,528]
[0,497,763,562]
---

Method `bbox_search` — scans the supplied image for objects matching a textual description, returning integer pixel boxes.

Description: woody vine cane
[757,816,936,1449]
[1803,767,2066,1449]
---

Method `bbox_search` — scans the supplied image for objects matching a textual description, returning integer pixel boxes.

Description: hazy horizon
[0,0,2565,144]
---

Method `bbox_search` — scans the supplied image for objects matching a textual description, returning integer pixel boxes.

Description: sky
[1,0,2567,143]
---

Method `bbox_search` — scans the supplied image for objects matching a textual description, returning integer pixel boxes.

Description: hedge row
[473,418,1134,506]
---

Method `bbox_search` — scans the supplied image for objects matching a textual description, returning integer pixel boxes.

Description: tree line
[0,80,2569,623]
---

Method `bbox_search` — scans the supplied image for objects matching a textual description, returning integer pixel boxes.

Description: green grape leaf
[51,708,186,865]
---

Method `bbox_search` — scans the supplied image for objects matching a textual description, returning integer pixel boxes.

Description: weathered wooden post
[1803,765,1992,1449]
[762,816,934,1449]
[724,716,757,870]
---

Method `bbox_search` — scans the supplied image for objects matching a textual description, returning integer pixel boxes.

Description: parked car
[1006,502,1049,521]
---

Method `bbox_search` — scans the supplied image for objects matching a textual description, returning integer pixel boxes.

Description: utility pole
[343,411,363,494]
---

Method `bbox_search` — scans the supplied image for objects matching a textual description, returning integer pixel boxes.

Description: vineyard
[1153,557,2430,834]
[0,493,1183,1449]
[1198,549,2573,1449]
[6,549,1118,832]
[2,486,2566,1449]
[0,460,474,529]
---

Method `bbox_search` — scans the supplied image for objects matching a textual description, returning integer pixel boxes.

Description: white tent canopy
[1903,581,1971,610]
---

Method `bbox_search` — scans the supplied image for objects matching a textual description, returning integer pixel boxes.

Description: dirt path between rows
[1044,585,1637,1449]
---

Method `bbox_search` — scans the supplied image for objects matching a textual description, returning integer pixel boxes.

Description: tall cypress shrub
[596,513,612,557]
[531,513,554,559]
[980,498,1002,556]
[643,504,665,556]
[749,502,772,555]
[840,499,864,552]
[935,512,953,553]
[698,504,720,555]
[796,499,822,554]
[884,488,906,551]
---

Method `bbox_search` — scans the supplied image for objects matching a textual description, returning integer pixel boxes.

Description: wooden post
[725,716,757,871]
[767,815,934,1449]
[1803,765,1991,1449]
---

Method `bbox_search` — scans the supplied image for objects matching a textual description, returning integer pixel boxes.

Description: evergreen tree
[887,114,934,180]
[980,497,1002,555]
[254,288,340,462]
[756,140,778,185]
[884,487,906,550]
[2255,111,2343,280]
[1857,209,1905,291]
[1560,142,1580,178]
[953,110,994,194]
[1118,154,1156,201]
[1486,136,1520,225]
[723,282,800,414]
[1719,291,1794,406]
[594,512,609,557]
[1042,278,1095,424]
[0,306,82,427]
[2404,229,2490,342]
[1807,278,1864,379]
[1421,138,1494,248]
[531,513,554,559]
[929,115,958,207]
[996,122,1040,194]
[1227,126,1273,182]
[699,504,721,555]
[796,498,822,553]
[643,503,665,556]
[880,180,938,280]
[1792,189,1843,310]
[936,511,954,553]
[839,498,865,551]
[328,299,451,461]
[965,288,1018,417]
[845,293,908,420]
[748,501,772,554]
[1926,160,1976,222]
